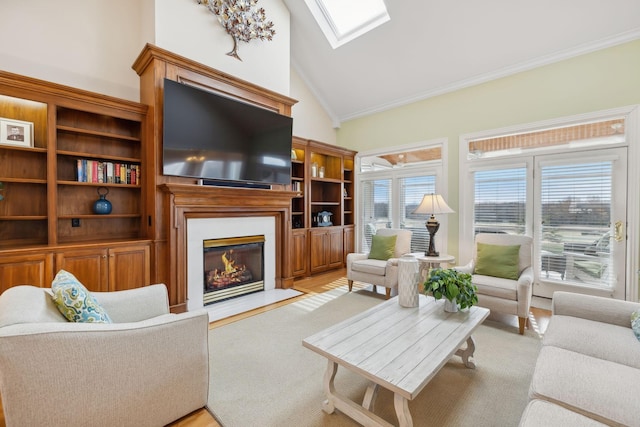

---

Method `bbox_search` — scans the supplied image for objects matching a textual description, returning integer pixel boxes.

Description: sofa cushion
[51,270,112,323]
[543,314,640,369]
[632,308,640,342]
[474,243,520,279]
[368,234,397,261]
[471,274,517,300]
[0,285,67,328]
[529,345,640,426]
[351,259,388,276]
[519,399,607,427]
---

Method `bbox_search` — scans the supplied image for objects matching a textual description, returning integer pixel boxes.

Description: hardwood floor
[0,269,551,427]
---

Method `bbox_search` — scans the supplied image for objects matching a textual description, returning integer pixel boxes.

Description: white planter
[444,298,458,313]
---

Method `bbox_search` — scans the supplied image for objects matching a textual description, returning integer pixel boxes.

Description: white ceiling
[282,0,640,126]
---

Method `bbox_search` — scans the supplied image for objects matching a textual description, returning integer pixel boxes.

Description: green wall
[337,40,640,257]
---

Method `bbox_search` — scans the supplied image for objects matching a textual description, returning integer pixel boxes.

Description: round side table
[416,254,456,280]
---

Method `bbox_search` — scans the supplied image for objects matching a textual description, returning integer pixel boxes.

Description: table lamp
[412,194,454,257]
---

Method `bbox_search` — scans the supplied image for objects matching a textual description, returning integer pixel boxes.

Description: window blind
[473,168,527,235]
[359,178,391,251]
[400,175,436,253]
[539,161,613,288]
[468,119,625,159]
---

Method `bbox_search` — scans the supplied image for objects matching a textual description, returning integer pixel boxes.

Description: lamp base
[426,215,440,257]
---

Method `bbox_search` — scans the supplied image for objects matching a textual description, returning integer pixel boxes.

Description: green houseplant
[424,268,478,311]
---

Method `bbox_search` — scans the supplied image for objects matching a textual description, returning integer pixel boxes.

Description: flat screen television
[162,78,292,187]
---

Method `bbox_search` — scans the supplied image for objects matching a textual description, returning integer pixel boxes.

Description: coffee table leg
[362,381,379,411]
[394,393,413,427]
[455,336,477,369]
[322,360,338,414]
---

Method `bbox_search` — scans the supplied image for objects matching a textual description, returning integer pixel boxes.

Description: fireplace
[203,235,265,305]
[186,215,278,312]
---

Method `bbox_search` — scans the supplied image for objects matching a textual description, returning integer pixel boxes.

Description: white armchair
[347,228,413,299]
[0,284,210,427]
[457,233,533,334]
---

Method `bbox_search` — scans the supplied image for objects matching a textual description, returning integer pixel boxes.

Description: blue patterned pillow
[632,309,640,342]
[51,270,112,323]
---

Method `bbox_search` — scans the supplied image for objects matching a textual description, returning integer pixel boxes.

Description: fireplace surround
[162,183,296,312]
[187,216,276,312]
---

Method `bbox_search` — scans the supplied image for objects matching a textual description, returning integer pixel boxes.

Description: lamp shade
[412,194,454,215]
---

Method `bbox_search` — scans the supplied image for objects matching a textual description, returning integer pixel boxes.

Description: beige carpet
[207,283,542,426]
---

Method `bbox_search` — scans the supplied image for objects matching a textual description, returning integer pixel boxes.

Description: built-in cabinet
[291,229,308,277]
[0,71,151,293]
[55,243,150,293]
[290,138,356,277]
[309,227,344,274]
[0,252,53,294]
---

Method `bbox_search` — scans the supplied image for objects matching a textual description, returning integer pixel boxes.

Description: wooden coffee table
[302,295,490,427]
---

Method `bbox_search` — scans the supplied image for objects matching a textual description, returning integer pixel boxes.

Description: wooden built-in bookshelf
[0,71,150,294]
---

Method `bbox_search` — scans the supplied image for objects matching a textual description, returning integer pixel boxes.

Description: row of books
[76,159,141,185]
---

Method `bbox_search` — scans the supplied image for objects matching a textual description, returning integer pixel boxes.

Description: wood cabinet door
[343,226,354,264]
[55,248,109,292]
[108,244,150,291]
[327,228,344,269]
[0,252,53,293]
[309,229,328,274]
[291,229,307,277]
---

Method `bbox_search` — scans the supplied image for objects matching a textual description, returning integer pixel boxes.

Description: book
[77,159,84,182]
[106,162,114,183]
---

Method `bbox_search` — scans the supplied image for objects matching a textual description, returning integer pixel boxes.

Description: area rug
[207,283,541,426]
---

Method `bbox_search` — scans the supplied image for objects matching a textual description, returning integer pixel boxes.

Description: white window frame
[459,105,640,301]
[356,138,449,254]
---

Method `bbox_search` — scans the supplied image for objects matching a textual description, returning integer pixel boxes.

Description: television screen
[162,79,292,186]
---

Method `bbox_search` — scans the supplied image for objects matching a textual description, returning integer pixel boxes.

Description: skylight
[304,0,390,49]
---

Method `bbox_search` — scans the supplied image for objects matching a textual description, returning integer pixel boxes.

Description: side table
[416,254,456,280]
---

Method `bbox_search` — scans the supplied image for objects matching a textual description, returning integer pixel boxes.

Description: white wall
[154,0,290,97]
[0,0,335,145]
[0,0,147,101]
[290,68,337,145]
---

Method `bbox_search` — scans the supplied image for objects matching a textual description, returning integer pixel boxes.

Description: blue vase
[93,188,112,214]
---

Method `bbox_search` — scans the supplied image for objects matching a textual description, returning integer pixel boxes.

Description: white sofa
[0,284,210,427]
[520,291,640,426]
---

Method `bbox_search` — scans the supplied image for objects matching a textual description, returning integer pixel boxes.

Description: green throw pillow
[51,269,112,323]
[474,243,521,280]
[632,309,640,342]
[368,234,397,261]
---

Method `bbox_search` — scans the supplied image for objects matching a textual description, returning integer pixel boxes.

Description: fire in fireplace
[203,235,265,305]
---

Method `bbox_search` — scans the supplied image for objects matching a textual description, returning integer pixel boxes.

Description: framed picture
[0,118,34,148]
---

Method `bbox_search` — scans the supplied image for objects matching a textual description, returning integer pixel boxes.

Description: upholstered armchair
[457,233,534,334]
[0,284,210,427]
[347,228,413,299]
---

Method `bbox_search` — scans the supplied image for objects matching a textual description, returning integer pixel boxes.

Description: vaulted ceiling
[282,0,640,127]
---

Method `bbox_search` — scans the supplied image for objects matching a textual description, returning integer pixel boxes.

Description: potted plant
[424,268,478,312]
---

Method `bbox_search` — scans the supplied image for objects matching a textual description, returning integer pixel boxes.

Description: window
[359,178,391,251]
[537,156,619,292]
[460,109,634,300]
[304,0,390,48]
[473,168,527,235]
[401,175,436,253]
[357,140,447,254]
